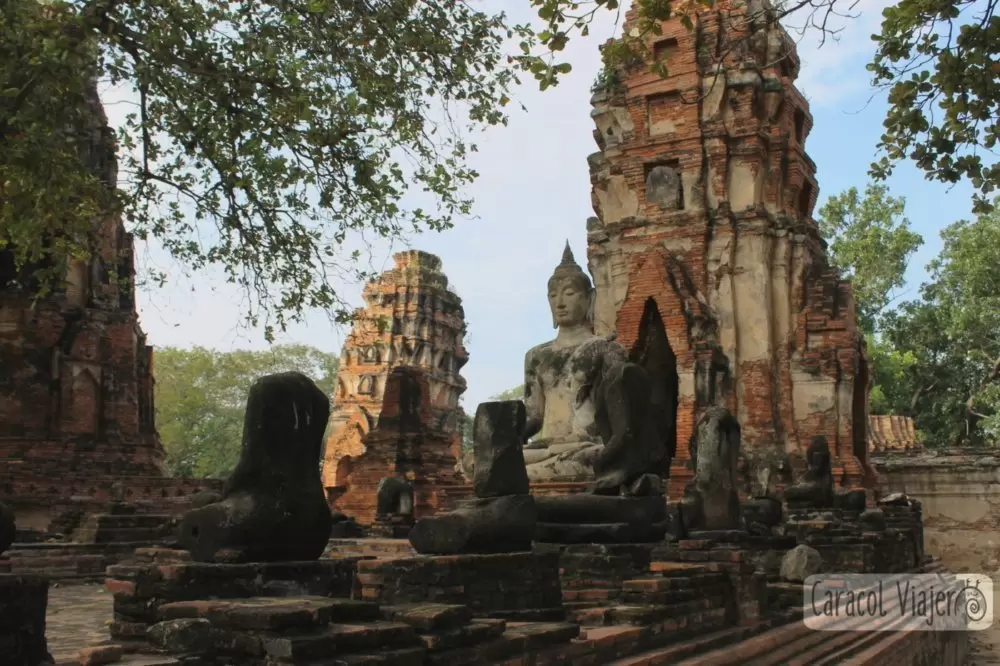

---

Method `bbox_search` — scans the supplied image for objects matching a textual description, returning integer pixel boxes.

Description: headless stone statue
[409,401,536,554]
[740,448,789,535]
[177,372,333,562]
[523,243,666,494]
[681,406,742,533]
[375,477,414,518]
[785,436,835,508]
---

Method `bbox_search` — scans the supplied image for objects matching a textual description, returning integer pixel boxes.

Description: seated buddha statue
[522,243,666,494]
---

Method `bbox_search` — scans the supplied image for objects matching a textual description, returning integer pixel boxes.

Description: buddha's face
[548,276,590,328]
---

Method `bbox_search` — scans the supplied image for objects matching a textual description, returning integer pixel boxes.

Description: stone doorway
[630,298,679,472]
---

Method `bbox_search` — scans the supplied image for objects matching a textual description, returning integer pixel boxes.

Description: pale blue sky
[111,0,977,408]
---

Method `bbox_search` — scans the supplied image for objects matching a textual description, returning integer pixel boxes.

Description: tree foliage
[872,203,1000,446]
[526,0,998,213]
[869,0,999,214]
[155,344,338,477]
[817,183,923,336]
[1,0,530,338]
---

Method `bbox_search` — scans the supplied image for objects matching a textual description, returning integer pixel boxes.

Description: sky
[103,0,977,408]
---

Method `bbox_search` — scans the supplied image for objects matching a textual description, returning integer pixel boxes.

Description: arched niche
[630,297,680,467]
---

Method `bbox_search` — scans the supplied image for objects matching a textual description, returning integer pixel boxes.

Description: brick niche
[584,1,874,496]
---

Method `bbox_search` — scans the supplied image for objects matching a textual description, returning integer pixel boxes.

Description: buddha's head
[547,242,594,330]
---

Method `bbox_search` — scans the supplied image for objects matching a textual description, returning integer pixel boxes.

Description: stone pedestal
[0,575,52,666]
[356,552,564,621]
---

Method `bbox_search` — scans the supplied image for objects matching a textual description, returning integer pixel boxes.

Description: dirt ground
[925,529,1000,664]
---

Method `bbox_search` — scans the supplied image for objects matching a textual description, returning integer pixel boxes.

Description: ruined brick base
[0,574,53,666]
[357,553,565,621]
[61,538,972,666]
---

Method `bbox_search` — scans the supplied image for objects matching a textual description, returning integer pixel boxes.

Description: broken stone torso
[522,334,624,482]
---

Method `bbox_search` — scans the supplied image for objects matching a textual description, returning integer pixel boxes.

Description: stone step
[647,562,715,576]
[570,599,728,627]
[296,645,427,666]
[416,619,507,651]
[804,616,917,666]
[74,528,165,544]
[380,603,473,632]
[157,597,382,630]
[424,621,580,666]
[605,622,764,665]
[623,575,727,593]
[674,583,925,666]
[261,622,420,660]
[620,586,729,607]
[669,614,815,666]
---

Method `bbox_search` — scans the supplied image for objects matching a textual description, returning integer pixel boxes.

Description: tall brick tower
[321,250,468,502]
[0,78,168,525]
[585,0,872,494]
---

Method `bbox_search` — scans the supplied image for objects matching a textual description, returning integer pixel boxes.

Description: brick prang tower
[0,76,169,525]
[585,0,873,496]
[321,250,469,515]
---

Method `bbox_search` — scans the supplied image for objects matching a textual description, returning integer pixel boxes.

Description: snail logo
[956,574,994,631]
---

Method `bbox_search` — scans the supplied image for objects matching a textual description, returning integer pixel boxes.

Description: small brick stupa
[584,0,873,495]
[322,250,468,521]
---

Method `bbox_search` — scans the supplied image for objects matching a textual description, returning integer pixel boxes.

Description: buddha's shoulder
[525,340,556,362]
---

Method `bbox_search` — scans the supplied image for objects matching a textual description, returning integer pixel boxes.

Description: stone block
[472,401,529,498]
[780,545,822,582]
[382,603,473,631]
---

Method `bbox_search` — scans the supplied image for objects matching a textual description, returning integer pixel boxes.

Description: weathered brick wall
[331,367,466,525]
[585,1,872,494]
[322,250,468,493]
[874,449,1000,575]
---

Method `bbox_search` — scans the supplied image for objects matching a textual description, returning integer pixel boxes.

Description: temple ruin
[0,1,984,664]
[322,250,469,520]
[585,1,873,495]
[0,77,215,536]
